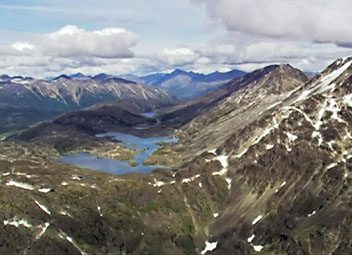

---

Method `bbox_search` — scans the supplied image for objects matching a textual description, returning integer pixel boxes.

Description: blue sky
[0,1,213,45]
[0,0,351,77]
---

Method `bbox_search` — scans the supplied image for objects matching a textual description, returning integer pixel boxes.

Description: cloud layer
[40,26,139,58]
[1,1,352,78]
[192,0,352,46]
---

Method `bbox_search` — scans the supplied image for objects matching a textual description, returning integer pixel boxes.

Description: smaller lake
[140,112,157,118]
[59,132,178,175]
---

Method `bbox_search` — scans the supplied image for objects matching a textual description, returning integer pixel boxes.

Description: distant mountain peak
[92,73,114,81]
[137,68,247,99]
[70,72,89,78]
[171,69,189,75]
[53,74,72,80]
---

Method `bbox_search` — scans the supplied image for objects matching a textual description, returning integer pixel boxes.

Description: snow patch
[59,232,88,255]
[208,149,217,155]
[97,206,103,217]
[343,94,352,107]
[182,174,200,184]
[153,179,165,187]
[265,144,274,150]
[284,132,298,142]
[35,200,51,216]
[252,215,263,225]
[201,241,218,254]
[295,59,352,102]
[212,155,229,176]
[312,131,323,146]
[252,245,264,252]
[225,178,232,190]
[71,175,82,181]
[3,217,32,229]
[308,210,316,217]
[247,234,255,243]
[38,187,53,193]
[36,222,50,239]
[6,180,34,190]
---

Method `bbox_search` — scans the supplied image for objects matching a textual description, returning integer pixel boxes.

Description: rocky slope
[1,57,352,254]
[0,76,176,133]
[158,64,308,130]
[164,57,352,254]
[14,103,166,155]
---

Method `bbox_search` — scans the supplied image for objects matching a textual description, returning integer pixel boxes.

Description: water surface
[59,132,178,175]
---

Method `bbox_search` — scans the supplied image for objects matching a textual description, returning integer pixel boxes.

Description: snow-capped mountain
[0,76,177,133]
[160,57,352,254]
[159,64,308,128]
[2,57,352,254]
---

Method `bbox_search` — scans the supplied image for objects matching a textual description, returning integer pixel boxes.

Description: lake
[59,132,178,175]
[140,111,157,118]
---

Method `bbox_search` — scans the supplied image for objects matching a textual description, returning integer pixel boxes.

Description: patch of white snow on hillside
[182,174,200,184]
[285,132,298,142]
[35,200,51,216]
[36,222,50,239]
[13,172,35,178]
[208,149,217,155]
[252,215,263,225]
[4,217,32,229]
[326,98,346,124]
[225,178,232,190]
[153,179,165,187]
[275,181,287,193]
[60,232,88,255]
[252,245,264,252]
[247,234,255,243]
[295,59,352,102]
[312,131,323,146]
[38,187,53,193]
[212,155,229,176]
[71,175,82,181]
[265,144,274,150]
[201,241,218,254]
[6,180,34,190]
[308,210,316,217]
[326,163,337,170]
[343,94,352,107]
[97,206,103,217]
[266,101,282,110]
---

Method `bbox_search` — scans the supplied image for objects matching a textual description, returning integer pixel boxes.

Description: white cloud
[11,42,35,51]
[159,47,200,66]
[192,0,352,46]
[40,25,139,58]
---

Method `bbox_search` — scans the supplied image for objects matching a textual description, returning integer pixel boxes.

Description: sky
[0,0,352,77]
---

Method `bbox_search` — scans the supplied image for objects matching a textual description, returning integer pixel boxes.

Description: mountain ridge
[1,57,352,254]
[0,76,177,133]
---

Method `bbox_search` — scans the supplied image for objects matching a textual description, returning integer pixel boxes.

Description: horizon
[0,62,325,80]
[0,1,352,77]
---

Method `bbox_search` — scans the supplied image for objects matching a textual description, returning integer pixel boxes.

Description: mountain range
[1,56,352,254]
[0,75,177,133]
[121,68,246,99]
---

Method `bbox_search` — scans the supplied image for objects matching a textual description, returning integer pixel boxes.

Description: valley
[1,57,352,255]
